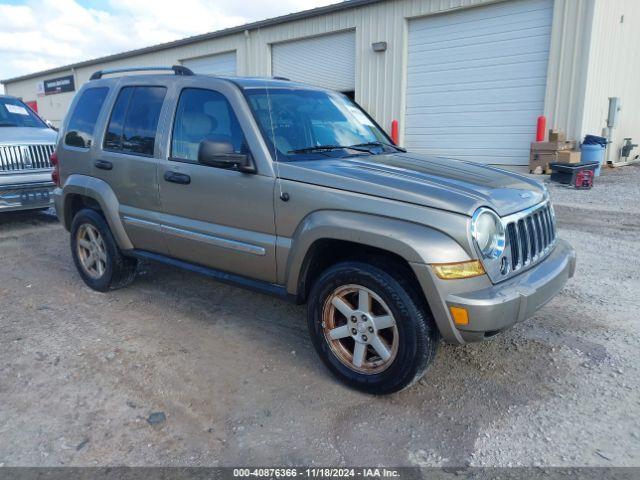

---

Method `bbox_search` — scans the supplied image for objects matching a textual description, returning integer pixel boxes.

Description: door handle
[94,160,113,171]
[164,171,191,185]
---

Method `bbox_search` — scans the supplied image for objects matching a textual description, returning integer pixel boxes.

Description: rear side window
[64,87,109,148]
[104,87,132,151]
[104,86,166,156]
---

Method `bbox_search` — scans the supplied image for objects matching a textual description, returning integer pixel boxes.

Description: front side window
[104,86,166,156]
[0,97,47,129]
[64,87,109,148]
[244,89,392,161]
[171,88,247,162]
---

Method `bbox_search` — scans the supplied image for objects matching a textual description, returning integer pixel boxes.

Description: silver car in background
[0,95,57,212]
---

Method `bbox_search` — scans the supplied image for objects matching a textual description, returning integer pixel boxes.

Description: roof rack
[90,65,194,80]
[272,76,291,81]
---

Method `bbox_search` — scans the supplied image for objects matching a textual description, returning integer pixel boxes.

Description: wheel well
[297,239,425,306]
[64,194,102,230]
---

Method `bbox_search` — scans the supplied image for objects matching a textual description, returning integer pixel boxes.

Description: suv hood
[0,127,57,145]
[278,152,546,217]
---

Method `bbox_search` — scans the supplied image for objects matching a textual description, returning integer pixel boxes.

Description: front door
[158,87,277,283]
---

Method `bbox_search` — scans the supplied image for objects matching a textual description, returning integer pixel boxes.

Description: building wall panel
[580,0,640,162]
[542,0,594,142]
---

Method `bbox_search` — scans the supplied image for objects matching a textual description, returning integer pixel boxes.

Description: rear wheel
[70,208,137,291]
[307,261,439,394]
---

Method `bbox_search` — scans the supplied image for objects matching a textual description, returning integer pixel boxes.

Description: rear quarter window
[64,87,109,149]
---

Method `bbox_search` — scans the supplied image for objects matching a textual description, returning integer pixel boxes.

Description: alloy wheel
[76,223,107,279]
[322,284,398,374]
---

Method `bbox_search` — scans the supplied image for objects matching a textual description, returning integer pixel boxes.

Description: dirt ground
[1,165,638,467]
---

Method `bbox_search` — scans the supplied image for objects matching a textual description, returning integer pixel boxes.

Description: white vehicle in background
[0,95,57,212]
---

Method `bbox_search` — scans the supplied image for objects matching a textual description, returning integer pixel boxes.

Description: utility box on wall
[607,97,620,128]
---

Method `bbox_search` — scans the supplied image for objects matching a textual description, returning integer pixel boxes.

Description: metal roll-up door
[405,0,553,165]
[272,31,356,93]
[182,52,237,76]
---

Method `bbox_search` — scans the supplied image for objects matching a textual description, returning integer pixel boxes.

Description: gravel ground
[0,165,638,467]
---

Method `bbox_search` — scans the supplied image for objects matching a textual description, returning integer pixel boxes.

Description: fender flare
[284,210,471,295]
[59,174,133,250]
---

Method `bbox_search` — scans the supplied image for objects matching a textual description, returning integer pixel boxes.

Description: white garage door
[182,51,237,76]
[272,31,356,92]
[405,0,553,165]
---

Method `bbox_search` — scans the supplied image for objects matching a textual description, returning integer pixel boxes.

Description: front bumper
[412,239,576,344]
[0,180,55,212]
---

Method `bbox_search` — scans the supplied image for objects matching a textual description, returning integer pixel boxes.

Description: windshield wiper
[288,142,404,155]
[288,144,373,154]
[348,141,406,153]
[0,122,18,127]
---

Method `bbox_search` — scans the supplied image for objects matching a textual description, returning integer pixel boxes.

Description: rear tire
[70,208,137,292]
[307,260,439,394]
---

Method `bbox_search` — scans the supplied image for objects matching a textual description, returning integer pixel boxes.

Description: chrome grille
[0,144,55,172]
[505,202,556,273]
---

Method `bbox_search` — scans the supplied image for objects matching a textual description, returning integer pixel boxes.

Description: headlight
[471,208,505,259]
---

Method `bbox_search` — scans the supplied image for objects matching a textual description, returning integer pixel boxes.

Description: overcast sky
[0,0,341,91]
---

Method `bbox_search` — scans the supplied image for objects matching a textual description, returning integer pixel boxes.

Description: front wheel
[307,261,439,394]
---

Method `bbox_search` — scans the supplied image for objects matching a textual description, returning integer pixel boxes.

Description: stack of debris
[529,129,581,174]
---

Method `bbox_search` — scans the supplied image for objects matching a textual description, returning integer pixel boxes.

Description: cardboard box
[557,150,582,164]
[529,151,557,173]
[548,129,566,143]
[530,138,579,173]
[531,141,576,152]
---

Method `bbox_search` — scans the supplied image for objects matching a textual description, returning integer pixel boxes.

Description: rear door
[157,83,277,283]
[60,86,110,180]
[93,81,170,253]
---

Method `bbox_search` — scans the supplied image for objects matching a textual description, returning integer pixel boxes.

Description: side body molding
[283,210,472,295]
[57,174,134,250]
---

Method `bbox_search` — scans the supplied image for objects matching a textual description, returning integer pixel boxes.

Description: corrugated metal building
[2,0,638,166]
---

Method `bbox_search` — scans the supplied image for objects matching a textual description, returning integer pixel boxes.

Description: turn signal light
[449,306,469,326]
[432,260,485,280]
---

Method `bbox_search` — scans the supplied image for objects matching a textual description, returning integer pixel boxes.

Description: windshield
[0,97,47,128]
[244,88,396,161]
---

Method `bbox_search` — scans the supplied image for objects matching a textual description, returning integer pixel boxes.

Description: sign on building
[43,75,75,95]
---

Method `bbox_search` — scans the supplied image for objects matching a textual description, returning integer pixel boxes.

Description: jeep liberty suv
[53,66,576,394]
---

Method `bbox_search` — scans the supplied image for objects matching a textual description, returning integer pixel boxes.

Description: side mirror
[198,140,256,173]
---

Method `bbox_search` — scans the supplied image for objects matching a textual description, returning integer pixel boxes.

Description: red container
[575,170,594,189]
[536,116,546,142]
[391,120,399,145]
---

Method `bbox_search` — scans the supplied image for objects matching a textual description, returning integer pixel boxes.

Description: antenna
[264,80,285,200]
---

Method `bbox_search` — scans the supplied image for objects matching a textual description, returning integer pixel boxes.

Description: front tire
[307,261,439,394]
[70,208,137,292]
